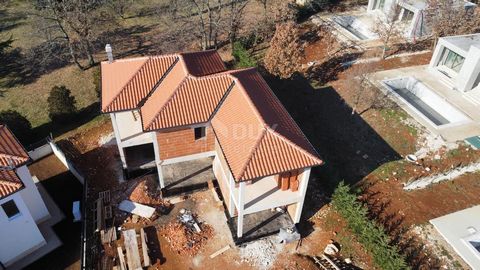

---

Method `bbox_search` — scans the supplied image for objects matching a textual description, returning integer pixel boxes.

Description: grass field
[0,1,167,130]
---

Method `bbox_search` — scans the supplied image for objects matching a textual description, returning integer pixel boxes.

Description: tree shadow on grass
[25,102,101,147]
[262,72,402,220]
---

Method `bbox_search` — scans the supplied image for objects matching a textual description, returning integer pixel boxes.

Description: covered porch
[212,155,312,239]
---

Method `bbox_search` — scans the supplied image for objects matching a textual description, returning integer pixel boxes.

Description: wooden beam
[116,246,127,270]
[122,229,142,270]
[140,228,151,267]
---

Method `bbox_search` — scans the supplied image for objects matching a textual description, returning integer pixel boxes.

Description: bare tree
[426,0,480,47]
[264,22,304,79]
[372,5,402,59]
[106,0,135,19]
[228,0,250,49]
[32,0,114,70]
[165,0,227,50]
[346,61,382,115]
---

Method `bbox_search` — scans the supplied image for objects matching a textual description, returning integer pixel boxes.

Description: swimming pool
[332,16,378,41]
[382,77,471,127]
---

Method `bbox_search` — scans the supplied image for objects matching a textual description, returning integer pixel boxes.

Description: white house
[0,125,51,268]
[430,205,480,270]
[101,49,324,239]
[429,34,480,93]
[367,0,476,39]
[369,33,480,141]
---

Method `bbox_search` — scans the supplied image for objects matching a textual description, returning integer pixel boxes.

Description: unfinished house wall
[156,126,215,160]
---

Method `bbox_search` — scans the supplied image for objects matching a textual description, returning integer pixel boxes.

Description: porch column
[293,168,312,223]
[367,0,376,12]
[237,181,246,238]
[151,132,165,188]
[228,174,236,217]
[110,113,127,168]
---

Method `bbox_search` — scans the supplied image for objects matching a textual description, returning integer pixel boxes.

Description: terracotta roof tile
[101,50,226,113]
[0,125,29,168]
[212,69,322,181]
[0,169,23,198]
[101,55,178,112]
[0,125,27,198]
[142,74,234,130]
[180,50,227,76]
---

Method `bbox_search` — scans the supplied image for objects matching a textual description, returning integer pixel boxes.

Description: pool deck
[369,65,480,142]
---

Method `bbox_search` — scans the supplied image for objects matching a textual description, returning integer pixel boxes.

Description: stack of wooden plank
[117,228,151,270]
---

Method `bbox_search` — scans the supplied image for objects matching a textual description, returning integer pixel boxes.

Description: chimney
[105,44,113,63]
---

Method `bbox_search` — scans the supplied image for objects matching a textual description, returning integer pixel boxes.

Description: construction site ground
[50,20,480,269]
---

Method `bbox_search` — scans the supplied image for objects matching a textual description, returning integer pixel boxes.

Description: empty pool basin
[382,77,471,128]
[332,16,378,40]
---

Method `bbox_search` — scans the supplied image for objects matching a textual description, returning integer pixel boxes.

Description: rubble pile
[128,177,171,211]
[162,210,214,256]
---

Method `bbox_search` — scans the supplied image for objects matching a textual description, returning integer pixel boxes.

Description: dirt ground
[297,23,480,269]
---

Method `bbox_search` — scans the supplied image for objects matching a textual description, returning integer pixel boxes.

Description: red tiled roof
[101,55,177,112]
[180,50,227,76]
[141,51,228,130]
[142,73,234,131]
[101,50,226,113]
[0,125,28,198]
[0,125,29,168]
[0,169,23,198]
[212,69,322,181]
[101,51,322,182]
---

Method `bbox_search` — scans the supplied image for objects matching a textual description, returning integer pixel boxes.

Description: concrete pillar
[293,168,312,223]
[110,113,127,168]
[228,174,236,217]
[237,182,246,238]
[367,0,376,12]
[151,132,165,188]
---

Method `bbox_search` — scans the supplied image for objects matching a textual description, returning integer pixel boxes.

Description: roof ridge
[235,127,268,180]
[266,127,323,164]
[229,75,268,129]
[105,56,152,110]
[144,75,191,130]
[236,69,322,161]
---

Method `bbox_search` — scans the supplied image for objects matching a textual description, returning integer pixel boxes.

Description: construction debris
[161,210,214,256]
[209,245,231,259]
[277,227,301,244]
[324,242,340,255]
[118,200,155,219]
[240,237,283,269]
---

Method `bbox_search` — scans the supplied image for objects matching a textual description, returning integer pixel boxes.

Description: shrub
[47,85,77,123]
[0,110,33,144]
[232,42,257,68]
[331,182,409,270]
[264,22,304,79]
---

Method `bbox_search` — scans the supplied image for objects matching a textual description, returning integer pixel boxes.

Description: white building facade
[0,125,51,268]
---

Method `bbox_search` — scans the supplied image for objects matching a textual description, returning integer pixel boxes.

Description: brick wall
[157,126,215,160]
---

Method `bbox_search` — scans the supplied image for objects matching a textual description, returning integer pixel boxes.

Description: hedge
[331,182,409,270]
